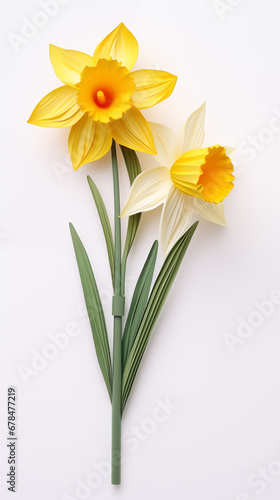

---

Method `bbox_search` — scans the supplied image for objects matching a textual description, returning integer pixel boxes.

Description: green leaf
[122,240,158,369]
[120,146,142,294]
[123,212,141,261]
[69,223,112,400]
[120,145,142,185]
[122,222,199,411]
[87,176,114,284]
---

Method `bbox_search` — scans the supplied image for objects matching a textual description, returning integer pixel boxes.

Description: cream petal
[148,122,176,168]
[160,187,194,257]
[192,198,227,225]
[224,146,235,159]
[49,45,94,86]
[120,167,172,217]
[175,101,206,157]
[68,115,112,170]
[93,23,138,70]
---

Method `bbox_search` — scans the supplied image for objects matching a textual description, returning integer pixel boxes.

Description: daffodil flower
[121,102,235,256]
[28,23,177,170]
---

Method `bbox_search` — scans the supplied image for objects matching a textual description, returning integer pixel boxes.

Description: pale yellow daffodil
[28,23,177,170]
[121,102,235,256]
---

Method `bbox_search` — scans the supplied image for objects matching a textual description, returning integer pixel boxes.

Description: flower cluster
[28,22,234,253]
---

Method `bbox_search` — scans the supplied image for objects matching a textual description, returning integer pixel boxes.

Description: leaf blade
[69,223,112,400]
[122,222,199,410]
[120,145,142,185]
[87,175,114,284]
[120,147,142,291]
[122,240,158,369]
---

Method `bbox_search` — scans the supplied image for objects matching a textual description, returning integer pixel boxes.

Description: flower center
[170,146,234,204]
[76,59,136,123]
[94,90,112,107]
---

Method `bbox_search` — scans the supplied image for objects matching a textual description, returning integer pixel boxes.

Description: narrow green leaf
[120,145,142,185]
[123,212,141,260]
[87,175,114,284]
[122,240,158,369]
[122,222,199,411]
[69,223,112,400]
[120,146,142,294]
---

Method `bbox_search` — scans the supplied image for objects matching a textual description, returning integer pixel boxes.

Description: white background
[1,0,280,499]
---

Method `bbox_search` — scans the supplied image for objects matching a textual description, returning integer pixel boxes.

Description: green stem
[111,141,123,485]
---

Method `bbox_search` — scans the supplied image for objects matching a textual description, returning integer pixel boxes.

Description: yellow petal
[131,70,177,109]
[68,114,112,170]
[28,86,83,128]
[170,145,234,203]
[197,146,234,203]
[49,44,94,86]
[121,167,172,217]
[171,148,204,191]
[160,187,193,257]
[192,198,227,226]
[75,59,135,123]
[93,23,138,70]
[110,106,156,154]
[175,102,206,158]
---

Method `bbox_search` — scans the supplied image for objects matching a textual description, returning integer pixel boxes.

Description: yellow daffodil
[28,23,177,170]
[121,102,235,256]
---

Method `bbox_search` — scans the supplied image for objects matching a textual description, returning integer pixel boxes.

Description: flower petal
[28,86,83,128]
[224,146,235,159]
[160,187,193,256]
[49,44,94,86]
[192,198,227,226]
[170,145,234,203]
[120,167,172,217]
[68,115,112,170]
[130,70,177,109]
[148,122,176,168]
[110,106,156,154]
[93,23,138,70]
[175,101,206,157]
